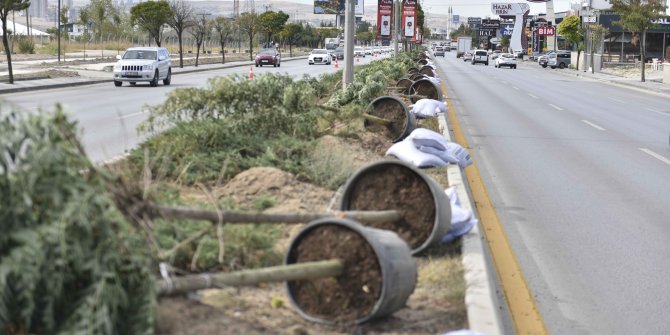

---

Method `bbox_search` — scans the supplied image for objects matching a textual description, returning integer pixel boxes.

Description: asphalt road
[435,53,670,334]
[1,53,387,162]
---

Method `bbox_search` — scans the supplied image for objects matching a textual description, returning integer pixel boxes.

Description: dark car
[254,48,281,67]
[332,47,345,60]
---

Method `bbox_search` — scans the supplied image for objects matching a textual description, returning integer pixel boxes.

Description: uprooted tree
[0,105,156,335]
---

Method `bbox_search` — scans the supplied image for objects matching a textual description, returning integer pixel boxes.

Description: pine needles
[0,105,155,335]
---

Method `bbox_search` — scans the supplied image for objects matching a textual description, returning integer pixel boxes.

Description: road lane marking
[513,86,520,90]
[639,148,670,166]
[607,97,625,103]
[548,103,563,111]
[118,111,147,119]
[528,93,539,99]
[646,107,668,116]
[581,120,606,131]
[439,72,548,335]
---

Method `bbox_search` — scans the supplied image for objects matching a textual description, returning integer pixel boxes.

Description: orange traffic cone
[334,57,339,69]
[249,66,254,80]
[356,55,360,63]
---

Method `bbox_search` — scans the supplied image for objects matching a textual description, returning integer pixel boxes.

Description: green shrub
[17,37,35,54]
[0,105,155,335]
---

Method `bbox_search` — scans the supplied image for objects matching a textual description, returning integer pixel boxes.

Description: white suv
[471,49,489,66]
[113,47,172,87]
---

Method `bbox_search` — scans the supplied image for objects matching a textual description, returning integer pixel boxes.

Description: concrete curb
[437,114,505,335]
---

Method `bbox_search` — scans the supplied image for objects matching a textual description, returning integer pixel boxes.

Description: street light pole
[57,0,61,63]
[342,0,355,89]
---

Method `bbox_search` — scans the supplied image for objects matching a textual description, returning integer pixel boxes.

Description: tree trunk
[221,42,226,64]
[248,32,254,61]
[289,43,292,58]
[178,33,184,68]
[195,43,200,67]
[640,31,646,83]
[2,20,14,84]
[157,259,343,296]
[148,204,401,225]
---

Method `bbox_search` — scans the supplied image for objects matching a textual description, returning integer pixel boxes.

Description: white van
[471,49,489,66]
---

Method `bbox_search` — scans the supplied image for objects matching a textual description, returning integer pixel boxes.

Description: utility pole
[342,0,355,89]
[57,0,61,63]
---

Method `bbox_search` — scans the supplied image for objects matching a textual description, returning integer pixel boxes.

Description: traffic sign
[583,16,597,23]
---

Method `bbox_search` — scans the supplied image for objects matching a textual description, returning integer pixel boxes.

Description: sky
[289,0,581,18]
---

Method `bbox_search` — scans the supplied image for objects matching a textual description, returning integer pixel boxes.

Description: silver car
[113,47,172,87]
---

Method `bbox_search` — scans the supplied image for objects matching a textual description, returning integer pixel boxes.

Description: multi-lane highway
[436,53,670,334]
[3,49,670,334]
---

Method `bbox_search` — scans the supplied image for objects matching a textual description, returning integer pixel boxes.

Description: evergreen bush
[0,106,155,335]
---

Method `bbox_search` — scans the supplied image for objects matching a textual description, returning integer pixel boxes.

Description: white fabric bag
[385,138,447,168]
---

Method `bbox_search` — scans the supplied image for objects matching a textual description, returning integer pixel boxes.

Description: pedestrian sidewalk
[0,56,308,94]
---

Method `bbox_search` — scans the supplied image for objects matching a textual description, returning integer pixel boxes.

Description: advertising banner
[452,15,460,25]
[377,0,393,40]
[402,0,417,39]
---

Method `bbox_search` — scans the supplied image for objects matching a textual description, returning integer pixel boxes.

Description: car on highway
[463,50,473,62]
[547,51,571,69]
[354,46,365,58]
[471,49,489,65]
[254,48,281,67]
[113,47,171,87]
[491,50,502,60]
[365,48,372,56]
[332,46,345,60]
[538,51,555,67]
[494,53,517,69]
[434,46,446,57]
[308,49,332,65]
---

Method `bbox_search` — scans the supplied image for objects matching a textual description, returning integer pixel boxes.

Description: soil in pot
[288,224,382,322]
[365,97,409,142]
[345,164,436,250]
[410,80,441,103]
[396,78,413,94]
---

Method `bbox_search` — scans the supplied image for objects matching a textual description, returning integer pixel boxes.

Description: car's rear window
[123,50,157,60]
[476,51,487,56]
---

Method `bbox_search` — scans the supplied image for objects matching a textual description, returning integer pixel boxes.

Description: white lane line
[501,81,508,85]
[639,148,670,166]
[528,93,539,99]
[118,111,147,119]
[548,103,563,111]
[581,119,606,131]
[513,86,520,90]
[646,107,668,116]
[607,97,625,103]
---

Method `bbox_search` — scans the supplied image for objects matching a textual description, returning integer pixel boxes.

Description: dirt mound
[218,167,334,214]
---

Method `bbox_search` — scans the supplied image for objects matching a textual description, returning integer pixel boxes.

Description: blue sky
[289,1,580,17]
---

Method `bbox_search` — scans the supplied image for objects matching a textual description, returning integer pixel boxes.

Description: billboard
[452,15,460,25]
[314,0,364,15]
[377,0,393,40]
[402,0,418,39]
